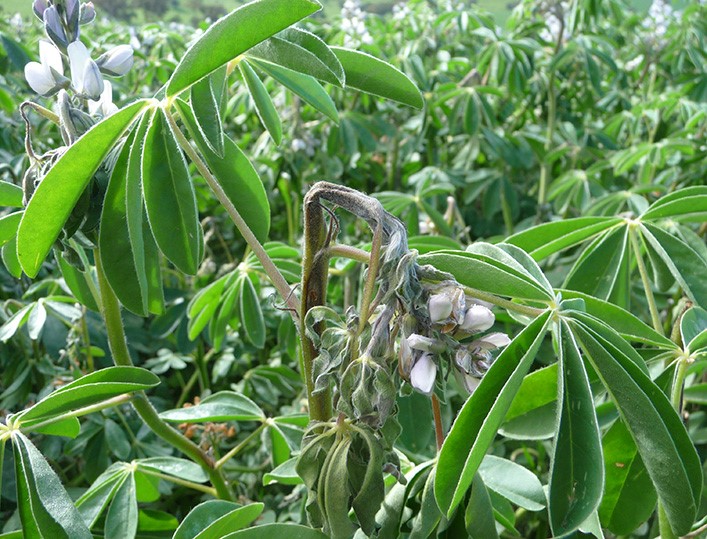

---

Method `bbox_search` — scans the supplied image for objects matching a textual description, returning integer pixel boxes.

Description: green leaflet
[506,217,622,260]
[641,186,707,223]
[641,222,707,306]
[564,227,628,300]
[221,524,328,539]
[598,420,657,535]
[239,274,266,348]
[142,108,202,275]
[15,366,159,426]
[13,432,93,538]
[465,474,499,539]
[105,473,138,539]
[0,211,21,246]
[420,249,553,302]
[175,99,271,243]
[17,99,150,277]
[126,110,164,315]
[166,0,321,96]
[330,47,424,109]
[137,457,208,484]
[571,318,701,536]
[175,503,264,539]
[190,70,225,157]
[548,322,603,536]
[478,455,546,511]
[0,180,23,207]
[434,312,551,516]
[240,60,283,145]
[248,28,344,86]
[160,391,264,423]
[252,59,339,123]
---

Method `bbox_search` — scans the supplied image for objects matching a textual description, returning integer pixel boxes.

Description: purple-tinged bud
[33,0,49,21]
[96,45,134,76]
[410,353,436,396]
[459,304,495,333]
[79,2,96,25]
[65,0,80,40]
[81,59,104,100]
[44,6,69,48]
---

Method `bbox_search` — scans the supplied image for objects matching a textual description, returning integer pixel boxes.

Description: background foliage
[0,0,705,537]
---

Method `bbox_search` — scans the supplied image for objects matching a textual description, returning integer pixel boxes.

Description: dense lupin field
[0,0,705,537]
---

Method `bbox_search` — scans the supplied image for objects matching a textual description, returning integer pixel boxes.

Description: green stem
[215,422,267,470]
[357,226,383,336]
[538,70,557,208]
[167,108,299,321]
[658,503,678,539]
[628,226,662,334]
[137,467,217,496]
[95,253,233,500]
[460,285,546,318]
[79,305,95,372]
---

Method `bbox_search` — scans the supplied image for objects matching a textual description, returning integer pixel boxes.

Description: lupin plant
[0,0,705,538]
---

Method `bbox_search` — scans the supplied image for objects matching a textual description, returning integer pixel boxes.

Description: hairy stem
[95,252,233,500]
[629,226,662,333]
[431,394,445,451]
[215,422,267,470]
[167,108,299,320]
[137,467,217,496]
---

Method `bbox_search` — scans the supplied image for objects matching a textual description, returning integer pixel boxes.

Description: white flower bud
[68,40,104,99]
[459,304,495,333]
[406,333,437,353]
[410,353,436,396]
[96,45,134,77]
[398,335,414,377]
[43,6,68,48]
[428,286,465,325]
[474,332,511,350]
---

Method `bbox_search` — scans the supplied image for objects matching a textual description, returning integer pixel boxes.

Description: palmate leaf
[166,0,322,96]
[434,312,551,517]
[568,314,701,536]
[173,502,264,539]
[640,185,707,223]
[17,99,151,277]
[13,432,92,538]
[105,473,138,539]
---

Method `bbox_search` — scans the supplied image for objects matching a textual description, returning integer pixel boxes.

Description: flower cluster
[644,0,680,40]
[400,283,510,396]
[340,0,373,47]
[24,0,134,115]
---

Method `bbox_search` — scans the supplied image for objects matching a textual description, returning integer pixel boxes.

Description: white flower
[68,40,104,99]
[457,371,481,394]
[428,286,465,326]
[472,332,511,350]
[96,45,134,76]
[24,39,67,96]
[88,80,118,117]
[459,304,495,333]
[410,353,437,396]
[406,333,438,353]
